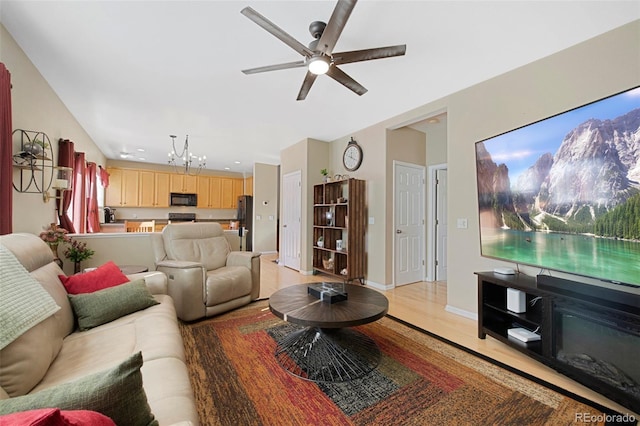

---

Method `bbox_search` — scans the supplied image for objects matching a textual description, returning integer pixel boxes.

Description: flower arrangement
[39,223,70,246]
[64,239,95,263]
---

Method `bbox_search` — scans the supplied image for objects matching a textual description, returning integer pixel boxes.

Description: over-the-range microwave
[170,192,197,207]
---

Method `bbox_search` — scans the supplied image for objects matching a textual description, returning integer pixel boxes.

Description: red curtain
[72,152,86,233]
[57,139,75,232]
[0,63,12,235]
[86,162,100,233]
[99,165,109,188]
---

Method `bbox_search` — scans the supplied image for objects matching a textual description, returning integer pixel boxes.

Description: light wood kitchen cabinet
[138,171,170,207]
[198,176,232,208]
[218,177,243,209]
[105,167,244,209]
[105,168,139,207]
[122,170,140,206]
[184,175,197,193]
[138,171,155,207]
[220,178,235,209]
[170,174,197,193]
[244,176,253,196]
[209,177,222,208]
[153,172,170,207]
[197,176,210,208]
[233,178,244,198]
[105,168,122,207]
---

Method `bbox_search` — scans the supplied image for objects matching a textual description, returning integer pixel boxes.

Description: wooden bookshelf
[312,178,366,283]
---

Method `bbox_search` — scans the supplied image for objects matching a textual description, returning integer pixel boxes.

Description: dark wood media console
[476,271,640,413]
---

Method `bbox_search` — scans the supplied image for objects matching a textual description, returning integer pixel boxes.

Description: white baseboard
[365,280,393,291]
[445,304,478,321]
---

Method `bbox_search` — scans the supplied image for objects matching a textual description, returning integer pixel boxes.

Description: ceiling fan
[241,0,406,101]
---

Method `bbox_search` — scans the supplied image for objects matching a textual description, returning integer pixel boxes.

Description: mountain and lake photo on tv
[475,86,640,287]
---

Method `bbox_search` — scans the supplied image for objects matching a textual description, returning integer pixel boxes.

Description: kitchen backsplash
[105,206,237,221]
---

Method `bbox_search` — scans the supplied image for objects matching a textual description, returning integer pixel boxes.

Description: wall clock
[343,137,363,171]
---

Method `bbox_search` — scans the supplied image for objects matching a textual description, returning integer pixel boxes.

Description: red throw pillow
[59,261,129,294]
[0,408,116,426]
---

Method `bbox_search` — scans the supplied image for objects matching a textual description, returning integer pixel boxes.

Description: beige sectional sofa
[0,233,199,425]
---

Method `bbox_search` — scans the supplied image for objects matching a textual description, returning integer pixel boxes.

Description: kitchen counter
[100,223,125,233]
[88,228,249,251]
[100,219,235,233]
[106,219,234,224]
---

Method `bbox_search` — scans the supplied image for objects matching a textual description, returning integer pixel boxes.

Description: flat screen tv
[475,86,640,287]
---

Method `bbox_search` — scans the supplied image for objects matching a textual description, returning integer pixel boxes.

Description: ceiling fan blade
[241,7,314,58]
[326,65,367,96]
[297,72,318,101]
[333,44,407,65]
[242,60,307,75]
[316,0,357,54]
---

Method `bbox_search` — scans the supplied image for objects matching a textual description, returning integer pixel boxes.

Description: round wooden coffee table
[269,282,388,382]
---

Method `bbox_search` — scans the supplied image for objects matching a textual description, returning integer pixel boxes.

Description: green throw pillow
[68,278,159,331]
[0,352,158,426]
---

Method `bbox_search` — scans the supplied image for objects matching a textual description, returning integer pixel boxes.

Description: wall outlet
[256,215,262,220]
[369,217,375,225]
[456,218,468,229]
[269,215,274,220]
[132,214,137,218]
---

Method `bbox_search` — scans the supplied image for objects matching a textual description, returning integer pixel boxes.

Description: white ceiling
[2,1,638,174]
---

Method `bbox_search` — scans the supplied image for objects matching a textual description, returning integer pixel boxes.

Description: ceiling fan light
[308,56,330,75]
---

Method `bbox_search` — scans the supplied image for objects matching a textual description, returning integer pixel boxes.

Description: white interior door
[436,169,448,280]
[281,170,301,271]
[394,162,425,286]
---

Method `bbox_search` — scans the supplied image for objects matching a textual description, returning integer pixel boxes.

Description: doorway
[281,170,301,271]
[427,164,448,281]
[393,161,425,286]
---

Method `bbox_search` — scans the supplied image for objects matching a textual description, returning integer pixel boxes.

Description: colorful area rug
[179,300,619,425]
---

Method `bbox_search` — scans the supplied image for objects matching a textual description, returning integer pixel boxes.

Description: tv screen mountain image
[475,86,640,287]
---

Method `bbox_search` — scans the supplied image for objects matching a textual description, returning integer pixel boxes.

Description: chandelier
[167,134,206,175]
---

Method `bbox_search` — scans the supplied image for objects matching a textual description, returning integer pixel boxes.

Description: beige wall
[252,162,278,253]
[386,20,640,313]
[6,19,639,313]
[304,139,331,272]
[106,159,245,177]
[62,234,156,276]
[329,127,388,284]
[385,127,426,285]
[280,19,639,295]
[280,138,329,272]
[2,24,106,234]
[425,117,447,167]
[280,20,639,314]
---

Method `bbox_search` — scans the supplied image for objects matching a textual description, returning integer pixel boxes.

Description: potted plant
[320,168,330,182]
[64,238,96,274]
[39,223,70,267]
[23,138,49,156]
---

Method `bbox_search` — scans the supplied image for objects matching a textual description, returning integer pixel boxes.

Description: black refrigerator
[237,195,253,251]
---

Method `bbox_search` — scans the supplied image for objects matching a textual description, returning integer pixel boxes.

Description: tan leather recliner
[151,223,260,321]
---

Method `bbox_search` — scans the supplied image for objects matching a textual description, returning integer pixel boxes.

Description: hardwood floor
[259,254,637,417]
